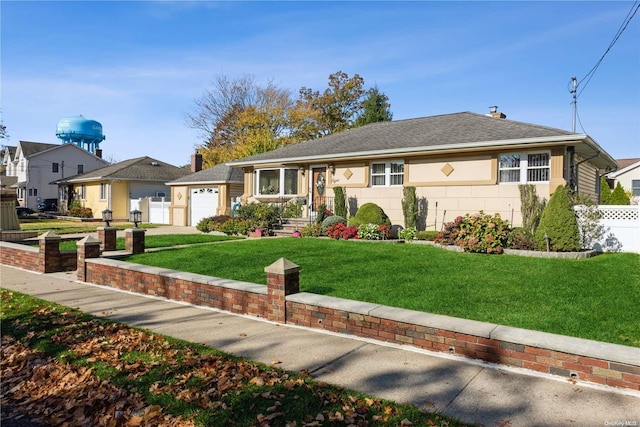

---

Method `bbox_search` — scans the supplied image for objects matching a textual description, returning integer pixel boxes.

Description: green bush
[236,202,278,230]
[68,206,93,218]
[416,230,439,241]
[219,217,253,236]
[349,203,391,228]
[609,182,631,205]
[435,212,512,254]
[315,203,328,225]
[510,228,536,250]
[398,226,417,241]
[518,184,545,237]
[534,185,581,252]
[321,215,347,233]
[401,186,418,228]
[600,176,612,204]
[300,223,321,237]
[333,187,347,218]
[281,199,304,218]
[196,215,233,233]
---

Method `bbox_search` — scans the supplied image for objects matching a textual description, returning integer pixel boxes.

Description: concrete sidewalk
[1,264,639,427]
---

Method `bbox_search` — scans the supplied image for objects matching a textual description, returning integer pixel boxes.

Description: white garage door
[190,187,218,226]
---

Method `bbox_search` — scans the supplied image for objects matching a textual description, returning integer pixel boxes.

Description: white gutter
[226,134,595,167]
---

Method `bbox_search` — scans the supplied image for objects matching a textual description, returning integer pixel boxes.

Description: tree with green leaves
[401,186,418,228]
[294,71,366,139]
[355,86,392,127]
[599,176,612,204]
[609,182,631,205]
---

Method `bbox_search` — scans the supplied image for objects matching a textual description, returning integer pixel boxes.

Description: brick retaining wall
[1,239,639,392]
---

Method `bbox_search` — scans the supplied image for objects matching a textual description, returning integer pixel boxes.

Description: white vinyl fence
[575,205,640,253]
[129,197,171,224]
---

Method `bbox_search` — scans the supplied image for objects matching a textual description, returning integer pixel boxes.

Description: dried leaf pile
[1,290,465,427]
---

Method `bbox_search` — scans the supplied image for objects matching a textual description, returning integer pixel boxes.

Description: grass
[19,218,161,234]
[56,234,242,251]
[1,290,467,427]
[125,238,640,347]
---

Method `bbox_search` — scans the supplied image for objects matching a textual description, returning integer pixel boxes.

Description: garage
[190,187,218,226]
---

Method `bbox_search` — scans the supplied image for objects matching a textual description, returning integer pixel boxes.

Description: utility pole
[570,76,578,133]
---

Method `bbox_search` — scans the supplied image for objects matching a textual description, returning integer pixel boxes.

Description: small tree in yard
[600,176,612,204]
[333,186,347,218]
[571,192,605,250]
[401,186,418,229]
[518,184,545,237]
[609,182,631,205]
[534,185,581,252]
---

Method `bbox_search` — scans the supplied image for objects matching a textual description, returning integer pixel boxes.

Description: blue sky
[2,1,639,166]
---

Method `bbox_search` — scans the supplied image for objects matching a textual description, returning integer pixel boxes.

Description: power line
[577,1,640,99]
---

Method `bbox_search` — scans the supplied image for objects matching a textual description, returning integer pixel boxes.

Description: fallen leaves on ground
[1,290,463,426]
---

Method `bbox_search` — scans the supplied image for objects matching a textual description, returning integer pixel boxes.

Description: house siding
[576,154,599,202]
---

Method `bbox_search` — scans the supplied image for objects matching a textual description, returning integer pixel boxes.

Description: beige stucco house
[226,110,618,229]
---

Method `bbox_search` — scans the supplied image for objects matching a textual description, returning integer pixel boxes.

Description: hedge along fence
[2,238,639,392]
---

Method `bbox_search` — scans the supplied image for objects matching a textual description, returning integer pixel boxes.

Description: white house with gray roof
[226,110,618,228]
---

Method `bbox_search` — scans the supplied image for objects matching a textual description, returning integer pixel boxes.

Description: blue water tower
[56,115,106,153]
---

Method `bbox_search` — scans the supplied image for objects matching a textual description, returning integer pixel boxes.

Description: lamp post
[101,209,112,227]
[130,209,142,228]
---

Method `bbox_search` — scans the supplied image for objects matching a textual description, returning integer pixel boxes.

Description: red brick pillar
[125,228,146,254]
[38,231,61,273]
[265,258,300,323]
[97,226,117,251]
[77,236,101,282]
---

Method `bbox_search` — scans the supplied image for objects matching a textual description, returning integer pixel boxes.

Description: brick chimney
[487,106,507,119]
[94,148,103,158]
[191,150,203,173]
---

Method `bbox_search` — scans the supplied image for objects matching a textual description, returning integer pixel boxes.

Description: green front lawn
[19,218,161,235]
[57,234,241,250]
[125,239,640,347]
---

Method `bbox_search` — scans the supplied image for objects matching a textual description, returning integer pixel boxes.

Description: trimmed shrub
[401,186,418,228]
[219,217,253,236]
[236,202,278,230]
[321,215,347,233]
[534,185,581,252]
[281,199,304,218]
[333,187,347,218]
[609,182,631,205]
[315,203,328,225]
[510,228,536,250]
[416,230,439,241]
[196,215,232,233]
[349,203,391,228]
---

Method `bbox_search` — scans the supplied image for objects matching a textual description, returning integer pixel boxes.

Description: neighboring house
[167,152,244,226]
[54,156,191,220]
[3,141,108,209]
[0,145,18,190]
[226,110,618,228]
[607,158,640,201]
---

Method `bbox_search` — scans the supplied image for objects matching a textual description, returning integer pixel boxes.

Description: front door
[311,167,327,214]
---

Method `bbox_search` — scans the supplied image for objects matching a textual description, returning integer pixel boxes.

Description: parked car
[16,206,36,217]
[37,198,58,212]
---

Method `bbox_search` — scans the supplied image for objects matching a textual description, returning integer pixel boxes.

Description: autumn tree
[186,75,297,167]
[354,86,392,127]
[293,71,366,139]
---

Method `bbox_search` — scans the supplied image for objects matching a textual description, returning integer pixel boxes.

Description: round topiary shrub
[321,215,347,233]
[534,185,581,252]
[349,203,391,228]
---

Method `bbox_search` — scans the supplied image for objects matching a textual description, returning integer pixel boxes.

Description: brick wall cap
[39,231,60,240]
[288,292,380,315]
[77,235,100,246]
[97,226,118,231]
[264,257,299,275]
[491,325,640,366]
[125,228,146,235]
[1,241,39,253]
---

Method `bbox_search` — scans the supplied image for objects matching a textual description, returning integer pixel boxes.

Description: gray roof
[227,112,580,166]
[56,156,191,183]
[167,163,244,185]
[18,141,60,157]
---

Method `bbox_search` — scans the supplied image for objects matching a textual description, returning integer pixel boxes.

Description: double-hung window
[499,152,549,183]
[632,180,640,197]
[100,183,107,200]
[255,168,298,196]
[371,161,404,187]
[52,162,59,173]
